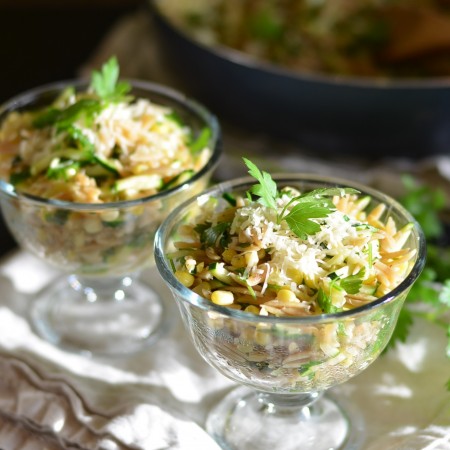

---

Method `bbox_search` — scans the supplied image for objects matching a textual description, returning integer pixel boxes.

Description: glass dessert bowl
[154,170,426,449]
[0,67,221,356]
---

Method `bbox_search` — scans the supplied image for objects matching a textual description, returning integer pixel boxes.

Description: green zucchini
[162,169,195,190]
[209,262,233,285]
[114,174,163,193]
[31,148,91,176]
[93,154,120,176]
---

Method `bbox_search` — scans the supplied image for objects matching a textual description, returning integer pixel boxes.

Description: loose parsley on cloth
[391,175,450,390]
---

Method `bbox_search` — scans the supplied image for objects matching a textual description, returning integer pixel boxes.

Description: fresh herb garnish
[339,268,365,294]
[90,56,131,102]
[194,221,231,248]
[387,175,450,390]
[33,56,129,132]
[33,99,101,130]
[283,200,331,240]
[243,158,358,240]
[189,127,211,155]
[317,286,341,314]
[244,157,278,210]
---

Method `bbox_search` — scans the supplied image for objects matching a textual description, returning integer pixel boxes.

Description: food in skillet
[166,159,419,388]
[157,0,450,78]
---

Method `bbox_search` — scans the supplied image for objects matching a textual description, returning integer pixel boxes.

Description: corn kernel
[276,289,298,303]
[254,330,271,346]
[175,270,195,287]
[286,267,303,284]
[222,248,236,263]
[231,254,246,268]
[211,290,234,306]
[100,209,120,222]
[245,305,260,315]
[83,216,103,234]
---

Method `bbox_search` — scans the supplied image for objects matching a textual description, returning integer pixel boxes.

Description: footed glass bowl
[0,80,221,356]
[154,174,426,450]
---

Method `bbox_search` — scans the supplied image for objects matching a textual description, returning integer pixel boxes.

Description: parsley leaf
[243,158,359,240]
[33,99,101,130]
[400,174,445,239]
[244,157,278,209]
[317,287,340,314]
[339,268,365,294]
[194,222,231,248]
[189,127,211,155]
[284,202,331,239]
[390,176,450,390]
[90,56,131,102]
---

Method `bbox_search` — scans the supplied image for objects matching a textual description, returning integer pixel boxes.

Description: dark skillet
[148,1,450,158]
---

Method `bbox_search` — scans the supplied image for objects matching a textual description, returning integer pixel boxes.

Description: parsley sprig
[243,158,359,240]
[33,56,130,132]
[90,56,131,102]
[25,57,131,184]
[318,269,365,314]
[388,175,450,390]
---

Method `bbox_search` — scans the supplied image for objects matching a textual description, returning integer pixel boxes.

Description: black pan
[148,1,450,157]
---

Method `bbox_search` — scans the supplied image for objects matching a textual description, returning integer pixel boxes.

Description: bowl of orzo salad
[0,57,221,355]
[154,159,425,450]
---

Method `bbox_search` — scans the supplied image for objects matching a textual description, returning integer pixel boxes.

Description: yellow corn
[175,270,195,287]
[244,305,259,316]
[211,290,234,306]
[231,254,246,268]
[82,216,102,234]
[254,330,271,346]
[244,305,260,314]
[277,289,297,304]
[222,248,236,263]
[100,209,120,222]
[286,267,303,284]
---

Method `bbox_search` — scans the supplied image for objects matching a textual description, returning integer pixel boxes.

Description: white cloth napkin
[0,250,449,449]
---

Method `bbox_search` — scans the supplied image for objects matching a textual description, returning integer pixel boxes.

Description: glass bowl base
[30,274,172,356]
[206,386,365,450]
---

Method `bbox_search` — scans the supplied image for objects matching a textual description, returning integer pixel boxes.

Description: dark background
[0,0,142,258]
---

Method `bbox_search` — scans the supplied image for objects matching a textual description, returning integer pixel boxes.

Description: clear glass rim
[155,173,427,324]
[0,79,222,211]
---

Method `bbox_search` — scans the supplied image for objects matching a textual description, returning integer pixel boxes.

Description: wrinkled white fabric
[0,251,448,449]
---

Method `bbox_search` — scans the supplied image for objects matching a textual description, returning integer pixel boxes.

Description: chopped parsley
[244,157,359,239]
[387,175,450,390]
